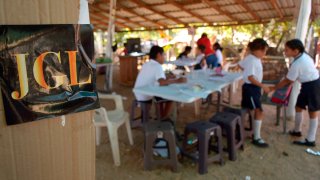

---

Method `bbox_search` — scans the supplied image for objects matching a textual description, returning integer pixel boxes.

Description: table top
[133,70,242,103]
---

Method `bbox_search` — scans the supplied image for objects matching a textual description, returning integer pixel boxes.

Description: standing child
[238,38,270,148]
[273,39,320,147]
[213,42,224,67]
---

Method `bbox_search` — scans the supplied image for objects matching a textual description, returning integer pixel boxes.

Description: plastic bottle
[187,135,198,145]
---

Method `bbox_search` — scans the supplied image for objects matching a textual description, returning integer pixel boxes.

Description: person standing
[197,33,218,68]
[238,38,270,148]
[273,39,320,147]
[213,42,224,67]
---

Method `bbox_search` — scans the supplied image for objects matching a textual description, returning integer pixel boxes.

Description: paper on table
[179,85,208,98]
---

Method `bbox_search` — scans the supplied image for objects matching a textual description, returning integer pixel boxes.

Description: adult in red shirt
[197,33,218,68]
[197,33,214,55]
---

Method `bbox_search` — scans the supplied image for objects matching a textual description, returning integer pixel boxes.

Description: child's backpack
[271,85,293,105]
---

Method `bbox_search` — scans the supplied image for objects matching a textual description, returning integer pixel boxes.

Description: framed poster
[0,24,100,125]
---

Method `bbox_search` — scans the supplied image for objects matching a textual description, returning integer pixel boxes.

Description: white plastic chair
[94,93,134,166]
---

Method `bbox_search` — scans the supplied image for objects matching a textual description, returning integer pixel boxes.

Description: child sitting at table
[238,38,270,148]
[134,45,187,119]
[194,45,207,70]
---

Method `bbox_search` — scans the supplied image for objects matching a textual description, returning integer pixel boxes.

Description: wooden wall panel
[0,0,95,179]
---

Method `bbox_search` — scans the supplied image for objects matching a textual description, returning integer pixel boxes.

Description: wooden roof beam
[91,18,127,30]
[90,20,110,30]
[91,6,140,28]
[269,0,284,18]
[128,0,185,25]
[89,9,130,29]
[91,0,167,27]
[201,0,236,21]
[116,4,167,27]
[235,0,261,22]
[165,0,210,24]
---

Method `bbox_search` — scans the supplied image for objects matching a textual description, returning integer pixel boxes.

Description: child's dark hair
[184,46,192,52]
[213,42,223,51]
[248,38,268,52]
[201,33,207,38]
[197,45,206,53]
[285,39,305,53]
[149,45,164,59]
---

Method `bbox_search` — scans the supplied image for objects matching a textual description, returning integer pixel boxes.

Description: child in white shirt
[273,39,320,147]
[238,38,270,148]
[134,46,187,118]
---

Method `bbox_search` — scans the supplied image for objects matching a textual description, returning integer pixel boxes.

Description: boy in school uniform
[238,38,270,148]
[134,45,187,119]
[273,39,320,147]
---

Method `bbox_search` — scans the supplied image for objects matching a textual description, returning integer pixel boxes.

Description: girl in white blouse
[274,39,320,147]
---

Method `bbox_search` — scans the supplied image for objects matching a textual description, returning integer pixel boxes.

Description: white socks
[254,120,262,140]
[307,117,318,142]
[294,112,303,132]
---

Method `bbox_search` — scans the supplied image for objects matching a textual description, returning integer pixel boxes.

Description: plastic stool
[143,121,178,172]
[223,106,253,138]
[130,99,152,128]
[182,121,224,174]
[210,112,245,161]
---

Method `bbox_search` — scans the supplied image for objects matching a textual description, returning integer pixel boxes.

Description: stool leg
[166,132,178,172]
[141,103,151,124]
[198,132,209,174]
[227,125,236,161]
[155,102,162,120]
[144,134,155,171]
[216,127,224,165]
[238,120,245,150]
[130,100,138,128]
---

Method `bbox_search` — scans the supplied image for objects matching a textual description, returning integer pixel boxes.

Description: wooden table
[119,54,148,86]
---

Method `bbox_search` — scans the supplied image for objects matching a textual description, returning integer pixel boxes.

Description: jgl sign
[0,25,100,125]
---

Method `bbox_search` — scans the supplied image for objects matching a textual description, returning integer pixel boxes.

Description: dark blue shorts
[296,78,320,112]
[241,83,262,110]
